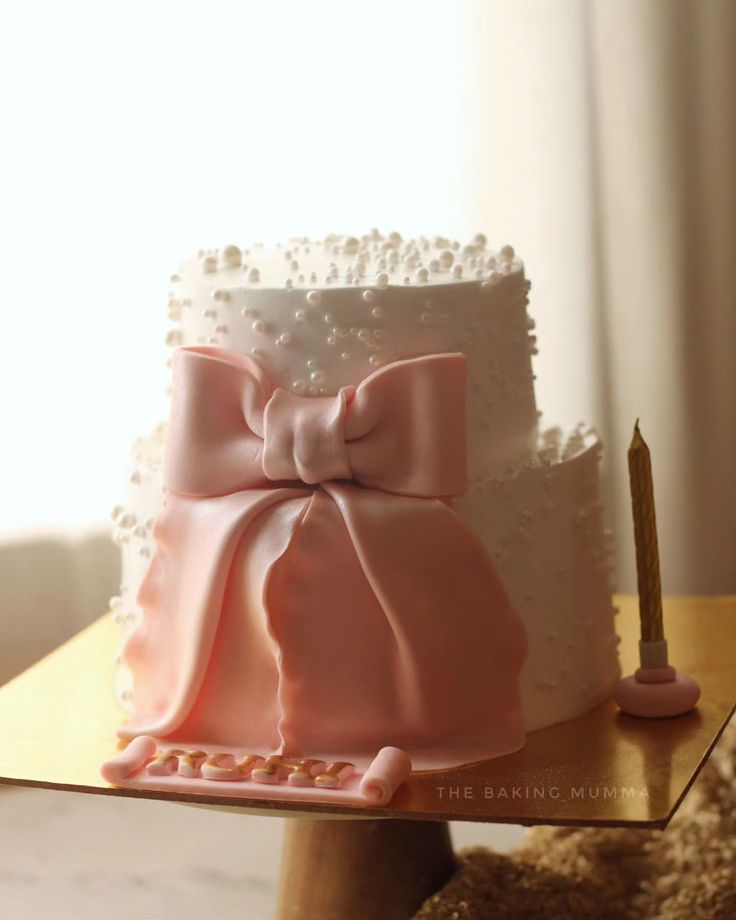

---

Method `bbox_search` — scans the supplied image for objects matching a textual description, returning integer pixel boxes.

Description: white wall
[0,0,467,531]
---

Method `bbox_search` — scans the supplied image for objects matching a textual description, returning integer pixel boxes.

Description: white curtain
[457,0,736,593]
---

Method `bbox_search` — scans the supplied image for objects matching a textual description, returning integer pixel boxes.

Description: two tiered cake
[106,232,619,796]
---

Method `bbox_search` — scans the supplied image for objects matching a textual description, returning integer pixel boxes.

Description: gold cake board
[1,596,734,919]
[0,595,733,828]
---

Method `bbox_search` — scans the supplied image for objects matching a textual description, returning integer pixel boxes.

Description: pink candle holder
[614,639,700,718]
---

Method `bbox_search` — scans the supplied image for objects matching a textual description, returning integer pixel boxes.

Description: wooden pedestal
[276,818,455,920]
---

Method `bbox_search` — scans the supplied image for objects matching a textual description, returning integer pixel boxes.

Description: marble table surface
[0,786,524,919]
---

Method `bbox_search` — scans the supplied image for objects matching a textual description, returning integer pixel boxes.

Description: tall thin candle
[628,421,664,643]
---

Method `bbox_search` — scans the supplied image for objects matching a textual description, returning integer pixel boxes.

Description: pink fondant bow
[165,347,469,499]
[120,347,528,767]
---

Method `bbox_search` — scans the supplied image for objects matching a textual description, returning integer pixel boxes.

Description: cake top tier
[178,231,522,291]
[167,231,536,479]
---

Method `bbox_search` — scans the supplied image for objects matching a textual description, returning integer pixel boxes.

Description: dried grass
[414,722,735,919]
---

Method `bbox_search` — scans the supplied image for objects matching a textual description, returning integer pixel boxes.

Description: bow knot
[263,387,353,484]
[164,347,469,498]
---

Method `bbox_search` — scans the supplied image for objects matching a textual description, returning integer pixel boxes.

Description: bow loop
[164,346,468,497]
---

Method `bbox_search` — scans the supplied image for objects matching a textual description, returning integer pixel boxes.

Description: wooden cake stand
[1,596,734,919]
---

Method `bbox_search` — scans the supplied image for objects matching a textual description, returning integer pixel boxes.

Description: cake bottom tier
[111,424,619,761]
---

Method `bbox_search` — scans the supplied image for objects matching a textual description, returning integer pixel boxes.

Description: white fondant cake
[111,232,619,745]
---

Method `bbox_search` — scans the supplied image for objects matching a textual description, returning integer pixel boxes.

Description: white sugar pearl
[323,313,334,324]
[309,369,326,384]
[294,309,307,321]
[284,278,293,289]
[222,244,242,268]
[291,379,306,393]
[307,359,318,368]
[276,333,292,347]
[375,272,389,289]
[307,290,321,305]
[474,233,487,247]
[340,351,350,360]
[500,244,515,260]
[371,306,383,319]
[415,267,429,283]
[362,289,375,303]
[429,259,440,272]
[252,319,266,334]
[251,346,262,356]
[248,267,260,282]
[439,249,454,268]
[202,255,217,273]
[451,264,463,278]
[165,329,182,347]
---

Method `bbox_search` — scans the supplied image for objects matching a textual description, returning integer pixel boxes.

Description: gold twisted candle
[628,421,664,642]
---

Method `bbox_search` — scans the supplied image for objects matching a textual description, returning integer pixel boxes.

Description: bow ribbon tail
[323,483,528,744]
[118,487,308,740]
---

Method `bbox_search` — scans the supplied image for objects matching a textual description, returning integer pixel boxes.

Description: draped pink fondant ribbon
[120,347,528,763]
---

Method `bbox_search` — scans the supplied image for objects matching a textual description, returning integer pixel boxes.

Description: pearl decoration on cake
[307,290,321,305]
[248,268,260,282]
[362,289,375,303]
[222,245,242,269]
